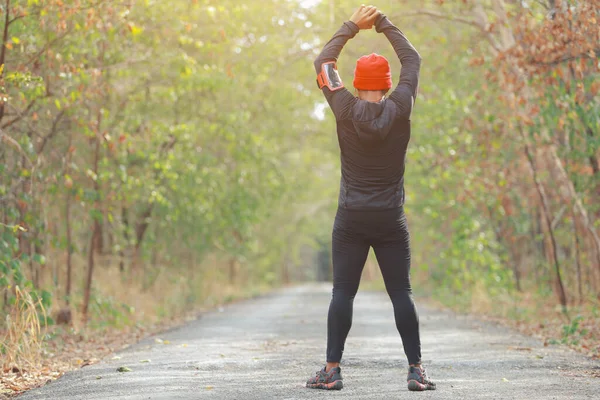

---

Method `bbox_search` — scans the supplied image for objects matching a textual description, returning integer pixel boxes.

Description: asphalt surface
[20,284,600,399]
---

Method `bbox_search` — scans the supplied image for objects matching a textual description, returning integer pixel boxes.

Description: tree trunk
[531,208,543,285]
[64,135,73,305]
[0,0,11,122]
[524,142,567,309]
[95,213,104,254]
[119,206,129,273]
[82,220,99,324]
[131,204,154,277]
[65,191,73,305]
[82,109,102,323]
[573,214,583,303]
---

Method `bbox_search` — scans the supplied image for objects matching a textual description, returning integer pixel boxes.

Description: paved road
[20,284,600,399]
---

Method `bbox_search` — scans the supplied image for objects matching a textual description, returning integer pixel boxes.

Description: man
[305,5,436,392]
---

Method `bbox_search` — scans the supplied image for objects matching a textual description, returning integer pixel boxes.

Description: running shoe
[306,366,343,390]
[407,365,436,391]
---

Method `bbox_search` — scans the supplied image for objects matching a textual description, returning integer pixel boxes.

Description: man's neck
[358,91,385,103]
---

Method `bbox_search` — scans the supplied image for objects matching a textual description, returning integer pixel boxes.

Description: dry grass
[1,286,47,373]
[35,253,266,328]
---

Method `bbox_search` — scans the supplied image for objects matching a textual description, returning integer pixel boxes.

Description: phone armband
[316,61,344,91]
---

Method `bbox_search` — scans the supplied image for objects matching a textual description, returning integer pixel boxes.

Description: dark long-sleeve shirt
[314,15,422,210]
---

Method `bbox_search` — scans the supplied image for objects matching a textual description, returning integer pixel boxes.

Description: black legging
[326,207,421,365]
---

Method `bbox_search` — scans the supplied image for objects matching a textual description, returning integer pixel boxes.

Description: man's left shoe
[407,365,436,391]
[306,366,343,390]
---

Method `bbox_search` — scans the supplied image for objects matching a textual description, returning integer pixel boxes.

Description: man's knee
[332,285,359,300]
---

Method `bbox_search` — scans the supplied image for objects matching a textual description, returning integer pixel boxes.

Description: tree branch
[36,109,65,154]
[1,99,37,129]
[392,9,483,30]
[8,13,27,26]
[0,128,32,165]
[390,9,503,54]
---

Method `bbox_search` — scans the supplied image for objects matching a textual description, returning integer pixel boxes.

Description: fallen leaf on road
[205,386,214,390]
[117,366,132,372]
[502,377,509,382]
[140,359,151,363]
[81,359,95,367]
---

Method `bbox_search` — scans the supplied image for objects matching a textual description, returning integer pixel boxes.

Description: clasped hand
[349,4,381,30]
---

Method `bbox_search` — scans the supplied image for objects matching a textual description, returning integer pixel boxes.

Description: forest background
[1,0,599,394]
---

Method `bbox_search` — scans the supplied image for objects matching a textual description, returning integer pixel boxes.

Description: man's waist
[341,176,404,189]
[339,178,405,209]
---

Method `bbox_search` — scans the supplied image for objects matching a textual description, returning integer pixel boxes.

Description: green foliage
[88,292,135,329]
[560,315,589,346]
[1,225,52,325]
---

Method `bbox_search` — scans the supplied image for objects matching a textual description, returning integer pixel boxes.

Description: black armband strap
[316,61,344,91]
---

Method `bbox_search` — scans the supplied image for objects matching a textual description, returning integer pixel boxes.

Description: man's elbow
[411,50,422,72]
[399,49,422,68]
[412,49,422,65]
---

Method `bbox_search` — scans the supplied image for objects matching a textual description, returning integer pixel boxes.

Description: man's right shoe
[407,365,436,391]
[306,366,343,390]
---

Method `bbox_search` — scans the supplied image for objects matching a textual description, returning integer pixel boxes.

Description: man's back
[336,98,411,210]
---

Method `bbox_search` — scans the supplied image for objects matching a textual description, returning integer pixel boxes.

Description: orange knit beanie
[353,53,392,91]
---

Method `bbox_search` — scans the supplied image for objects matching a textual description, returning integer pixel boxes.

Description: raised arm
[375,14,422,119]
[313,21,359,75]
[314,6,379,121]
